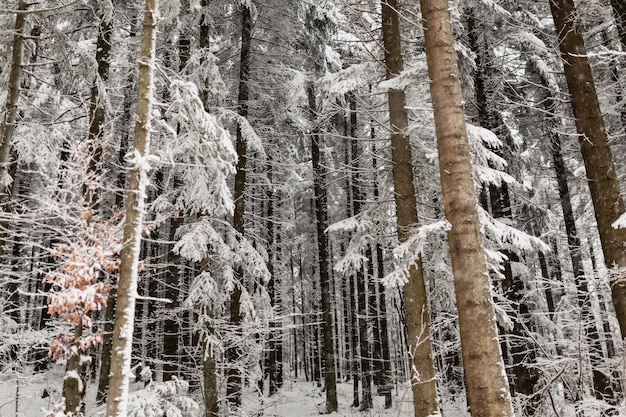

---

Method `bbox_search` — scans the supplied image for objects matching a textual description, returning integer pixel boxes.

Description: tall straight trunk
[0,1,27,195]
[549,0,626,345]
[346,92,372,411]
[227,3,252,407]
[467,12,539,405]
[371,143,392,408]
[532,61,616,405]
[163,214,182,381]
[611,0,626,51]
[380,2,439,416]
[162,37,192,382]
[419,0,514,416]
[267,165,281,396]
[104,0,157,413]
[307,82,338,413]
[86,6,112,197]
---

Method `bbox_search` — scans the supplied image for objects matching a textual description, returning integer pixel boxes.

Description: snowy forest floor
[1,365,625,417]
[0,363,467,417]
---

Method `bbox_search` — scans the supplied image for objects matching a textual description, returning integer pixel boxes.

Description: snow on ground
[1,364,470,417]
[3,364,625,417]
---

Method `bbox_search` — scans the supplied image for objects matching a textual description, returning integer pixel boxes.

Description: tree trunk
[307,82,338,413]
[380,2,439,416]
[0,1,27,195]
[63,322,83,415]
[226,3,252,407]
[419,0,514,416]
[549,0,626,348]
[532,60,617,405]
[466,11,539,408]
[86,5,112,203]
[104,0,157,413]
[611,0,626,51]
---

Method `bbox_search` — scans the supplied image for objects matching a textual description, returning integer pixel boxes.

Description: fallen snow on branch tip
[612,213,626,229]
[383,220,451,288]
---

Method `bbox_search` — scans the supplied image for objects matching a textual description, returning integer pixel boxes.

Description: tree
[380,1,439,416]
[104,0,158,413]
[548,0,626,347]
[226,1,253,407]
[307,81,338,413]
[419,0,514,416]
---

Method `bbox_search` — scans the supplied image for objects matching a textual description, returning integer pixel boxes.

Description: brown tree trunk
[549,0,626,348]
[380,2,439,416]
[419,0,514,416]
[104,0,157,413]
[307,82,338,413]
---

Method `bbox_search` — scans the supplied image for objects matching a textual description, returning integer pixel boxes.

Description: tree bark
[104,0,157,413]
[307,82,338,413]
[380,2,439,417]
[419,0,514,416]
[549,0,626,346]
[348,95,372,411]
[226,3,252,407]
[466,11,539,409]
[531,59,617,406]
[0,1,27,196]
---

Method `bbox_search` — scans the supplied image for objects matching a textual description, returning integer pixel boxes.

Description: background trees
[1,0,626,416]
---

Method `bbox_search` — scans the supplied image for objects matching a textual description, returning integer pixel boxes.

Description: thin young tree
[307,81,338,413]
[227,1,253,407]
[419,0,514,415]
[380,1,439,416]
[104,0,158,413]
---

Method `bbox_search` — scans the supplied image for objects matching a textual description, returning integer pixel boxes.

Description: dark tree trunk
[307,82,338,413]
[227,3,252,407]
[380,2,439,416]
[467,11,539,409]
[549,0,626,346]
[531,43,618,406]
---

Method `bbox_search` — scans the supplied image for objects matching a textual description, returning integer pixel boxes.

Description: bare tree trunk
[226,3,252,407]
[104,0,157,413]
[0,1,28,195]
[380,2,439,416]
[307,82,338,413]
[419,0,514,416]
[549,0,626,348]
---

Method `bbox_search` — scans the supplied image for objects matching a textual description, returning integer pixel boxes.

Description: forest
[2,0,626,416]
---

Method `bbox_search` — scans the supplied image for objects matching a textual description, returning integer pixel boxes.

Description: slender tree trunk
[307,82,338,413]
[104,0,157,413]
[549,0,626,345]
[86,6,112,198]
[419,0,514,416]
[467,12,540,407]
[532,61,617,405]
[0,1,27,195]
[227,3,252,407]
[611,0,626,51]
[345,92,372,411]
[380,2,439,416]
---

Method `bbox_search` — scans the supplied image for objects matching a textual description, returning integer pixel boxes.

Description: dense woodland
[2,0,626,416]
